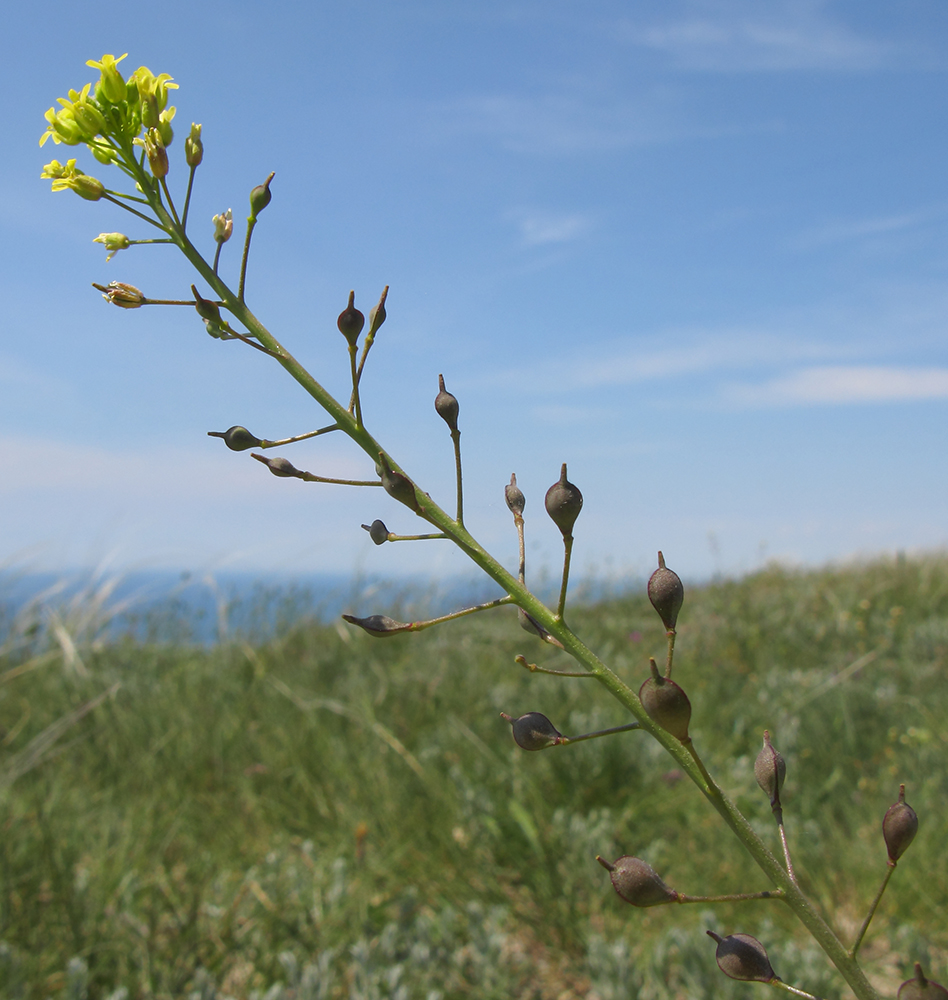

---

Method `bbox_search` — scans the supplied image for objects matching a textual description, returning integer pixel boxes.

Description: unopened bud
[207,426,261,452]
[899,963,948,1000]
[212,208,233,244]
[754,731,786,810]
[707,932,777,983]
[341,614,412,637]
[435,374,459,432]
[361,520,390,545]
[72,174,105,201]
[368,286,388,336]
[648,552,684,631]
[93,232,130,262]
[883,784,918,865]
[639,658,691,742]
[544,463,583,537]
[337,290,365,346]
[596,855,678,908]
[185,123,203,167]
[500,712,563,750]
[505,473,525,517]
[249,172,274,219]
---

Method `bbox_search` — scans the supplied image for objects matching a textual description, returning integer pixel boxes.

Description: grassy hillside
[0,555,945,999]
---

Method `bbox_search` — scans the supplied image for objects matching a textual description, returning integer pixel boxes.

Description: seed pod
[639,659,691,742]
[368,286,388,337]
[341,614,412,637]
[883,784,918,864]
[191,284,222,324]
[500,712,563,750]
[377,454,420,511]
[207,426,262,452]
[249,172,274,219]
[361,520,390,545]
[754,730,786,809]
[707,932,777,983]
[898,963,948,1000]
[596,855,678,907]
[648,552,684,631]
[337,291,365,346]
[544,464,583,537]
[433,374,460,432]
[505,474,525,517]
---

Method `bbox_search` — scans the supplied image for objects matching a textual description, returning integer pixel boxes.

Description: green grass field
[0,555,945,999]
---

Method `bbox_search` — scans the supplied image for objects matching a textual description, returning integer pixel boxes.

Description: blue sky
[3,0,948,586]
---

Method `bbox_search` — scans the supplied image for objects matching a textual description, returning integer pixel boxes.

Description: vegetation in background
[0,554,945,999]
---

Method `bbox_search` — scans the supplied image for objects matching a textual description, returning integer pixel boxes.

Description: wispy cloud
[507,208,593,247]
[726,366,948,406]
[787,205,948,251]
[617,0,890,72]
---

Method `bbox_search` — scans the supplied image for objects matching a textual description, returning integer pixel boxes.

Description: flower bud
[648,552,684,631]
[341,614,412,637]
[898,963,948,1000]
[596,855,678,907]
[505,473,525,517]
[500,712,563,750]
[71,174,106,201]
[212,208,233,244]
[93,232,130,261]
[86,53,129,105]
[707,932,777,983]
[207,426,262,452]
[361,520,390,545]
[185,123,203,167]
[544,464,583,537]
[157,108,175,148]
[337,291,365,347]
[754,730,786,809]
[883,784,918,865]
[249,172,274,219]
[434,374,460,431]
[639,658,690,742]
[368,286,389,337]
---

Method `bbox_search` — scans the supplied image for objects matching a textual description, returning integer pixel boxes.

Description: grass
[0,554,945,999]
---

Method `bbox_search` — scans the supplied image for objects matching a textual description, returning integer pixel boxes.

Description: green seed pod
[434,374,459,431]
[368,285,388,337]
[337,290,365,346]
[596,855,678,907]
[191,284,222,324]
[249,172,274,219]
[252,455,301,478]
[883,784,918,865]
[377,453,420,511]
[505,473,525,517]
[707,932,777,983]
[754,730,786,809]
[341,614,412,637]
[648,552,684,631]
[639,659,691,742]
[207,426,262,452]
[898,963,948,1000]
[544,463,583,537]
[361,520,390,545]
[500,711,563,750]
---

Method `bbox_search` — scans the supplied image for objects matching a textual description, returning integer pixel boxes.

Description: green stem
[451,428,463,526]
[556,534,574,620]
[677,889,782,903]
[849,865,894,959]
[182,164,197,229]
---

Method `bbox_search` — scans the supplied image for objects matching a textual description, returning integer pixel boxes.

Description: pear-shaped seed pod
[337,290,365,346]
[258,456,301,478]
[639,670,691,742]
[377,454,420,511]
[341,614,412,637]
[596,855,678,907]
[648,552,684,631]
[207,426,262,452]
[707,932,777,983]
[500,712,563,750]
[434,374,459,432]
[361,520,389,545]
[898,963,948,1000]
[754,730,786,808]
[544,464,583,536]
[249,172,274,218]
[505,473,525,516]
[883,784,918,864]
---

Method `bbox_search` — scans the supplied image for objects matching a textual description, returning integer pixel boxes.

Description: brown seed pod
[639,660,691,742]
[898,963,948,1000]
[337,290,365,346]
[707,932,777,983]
[253,455,302,478]
[377,454,421,511]
[754,730,786,809]
[596,855,678,907]
[883,784,918,865]
[505,473,525,517]
[544,463,583,537]
[434,374,460,432]
[341,614,412,637]
[207,426,262,452]
[361,520,390,545]
[500,711,563,750]
[648,551,684,631]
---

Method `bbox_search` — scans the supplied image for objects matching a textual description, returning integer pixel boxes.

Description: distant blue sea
[0,568,639,646]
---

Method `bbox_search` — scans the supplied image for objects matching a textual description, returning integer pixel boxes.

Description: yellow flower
[86,53,129,105]
[40,158,104,200]
[93,232,131,261]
